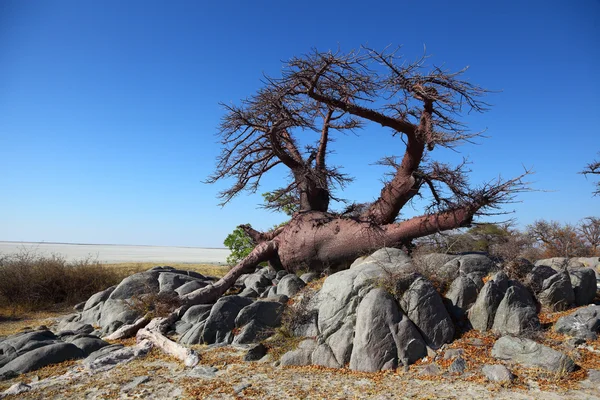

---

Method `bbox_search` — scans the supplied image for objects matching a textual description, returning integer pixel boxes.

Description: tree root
[136,317,199,367]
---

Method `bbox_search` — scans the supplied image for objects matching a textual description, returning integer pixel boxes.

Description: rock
[59,322,94,335]
[438,254,498,283]
[201,296,253,344]
[83,344,124,366]
[122,375,150,392]
[419,363,441,376]
[569,268,597,306]
[311,343,342,368]
[444,275,480,320]
[83,286,116,311]
[400,277,454,349]
[98,299,141,334]
[185,365,218,379]
[67,336,109,356]
[244,343,267,361]
[158,272,200,293]
[84,341,152,372]
[443,348,464,360]
[554,305,600,340]
[482,364,514,382]
[0,343,84,375]
[181,305,213,325]
[233,383,251,395]
[175,280,208,296]
[179,322,206,345]
[491,336,576,373]
[492,284,540,336]
[239,287,259,298]
[108,271,160,300]
[276,270,289,279]
[244,273,273,293]
[536,257,600,270]
[326,320,354,366]
[580,369,600,389]
[538,271,575,311]
[232,320,273,344]
[525,265,557,294]
[2,382,31,396]
[175,321,193,335]
[363,247,411,266]
[279,339,317,366]
[350,288,426,372]
[277,275,306,297]
[235,301,284,328]
[449,356,467,374]
[468,271,509,331]
[73,301,86,312]
[265,294,289,304]
[300,272,320,284]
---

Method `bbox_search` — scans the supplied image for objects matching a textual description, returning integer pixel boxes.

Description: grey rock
[525,265,557,294]
[443,348,464,360]
[244,343,267,361]
[244,273,272,293]
[482,364,514,382]
[74,301,86,312]
[449,356,467,374]
[179,321,206,345]
[419,363,441,376]
[181,304,213,325]
[580,369,600,389]
[279,339,316,366]
[59,322,94,335]
[233,383,251,395]
[83,344,124,366]
[16,340,60,356]
[69,336,109,356]
[277,275,306,297]
[444,275,480,320]
[84,341,152,372]
[2,382,31,396]
[265,294,289,304]
[235,301,284,328]
[265,286,278,298]
[0,343,84,375]
[363,247,411,266]
[492,284,540,336]
[300,272,320,283]
[158,272,199,293]
[400,277,454,349]
[491,336,576,373]
[201,295,253,344]
[175,280,208,296]
[554,305,600,340]
[468,271,509,331]
[438,254,498,283]
[326,320,355,366]
[276,270,289,280]
[83,285,116,311]
[232,320,273,344]
[239,287,259,298]
[538,271,575,311]
[122,375,149,392]
[108,271,160,300]
[175,321,193,335]
[569,268,597,306]
[186,365,218,378]
[311,343,342,368]
[350,288,426,372]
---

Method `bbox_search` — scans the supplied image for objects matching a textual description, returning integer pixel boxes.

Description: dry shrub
[0,249,125,313]
[126,290,182,318]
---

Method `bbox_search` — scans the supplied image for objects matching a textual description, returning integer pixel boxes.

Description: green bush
[223,225,255,265]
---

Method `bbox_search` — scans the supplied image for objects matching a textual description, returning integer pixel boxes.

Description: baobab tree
[182,46,529,305]
[112,47,531,360]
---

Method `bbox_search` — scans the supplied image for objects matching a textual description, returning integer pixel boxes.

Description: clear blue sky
[1,0,598,247]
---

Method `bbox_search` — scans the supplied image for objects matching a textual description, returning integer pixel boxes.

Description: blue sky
[0,0,598,247]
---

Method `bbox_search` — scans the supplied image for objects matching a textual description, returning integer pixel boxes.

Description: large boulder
[158,272,201,293]
[243,273,273,294]
[554,305,600,340]
[444,274,480,320]
[468,271,509,331]
[537,271,575,311]
[235,301,284,328]
[437,254,499,283]
[399,277,454,349]
[277,275,306,298]
[280,339,317,367]
[569,268,597,306]
[492,283,540,336]
[181,305,213,325]
[108,271,161,300]
[0,343,84,375]
[491,336,575,373]
[201,295,253,344]
[349,288,426,372]
[524,265,557,294]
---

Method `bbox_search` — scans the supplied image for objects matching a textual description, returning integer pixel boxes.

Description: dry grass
[0,250,125,314]
[0,309,69,337]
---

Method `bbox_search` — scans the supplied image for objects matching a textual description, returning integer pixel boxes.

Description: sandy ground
[0,242,230,264]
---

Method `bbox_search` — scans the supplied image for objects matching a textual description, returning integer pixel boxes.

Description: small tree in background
[581,153,600,196]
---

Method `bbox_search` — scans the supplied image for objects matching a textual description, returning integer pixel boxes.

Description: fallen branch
[136,317,199,367]
[103,314,152,341]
